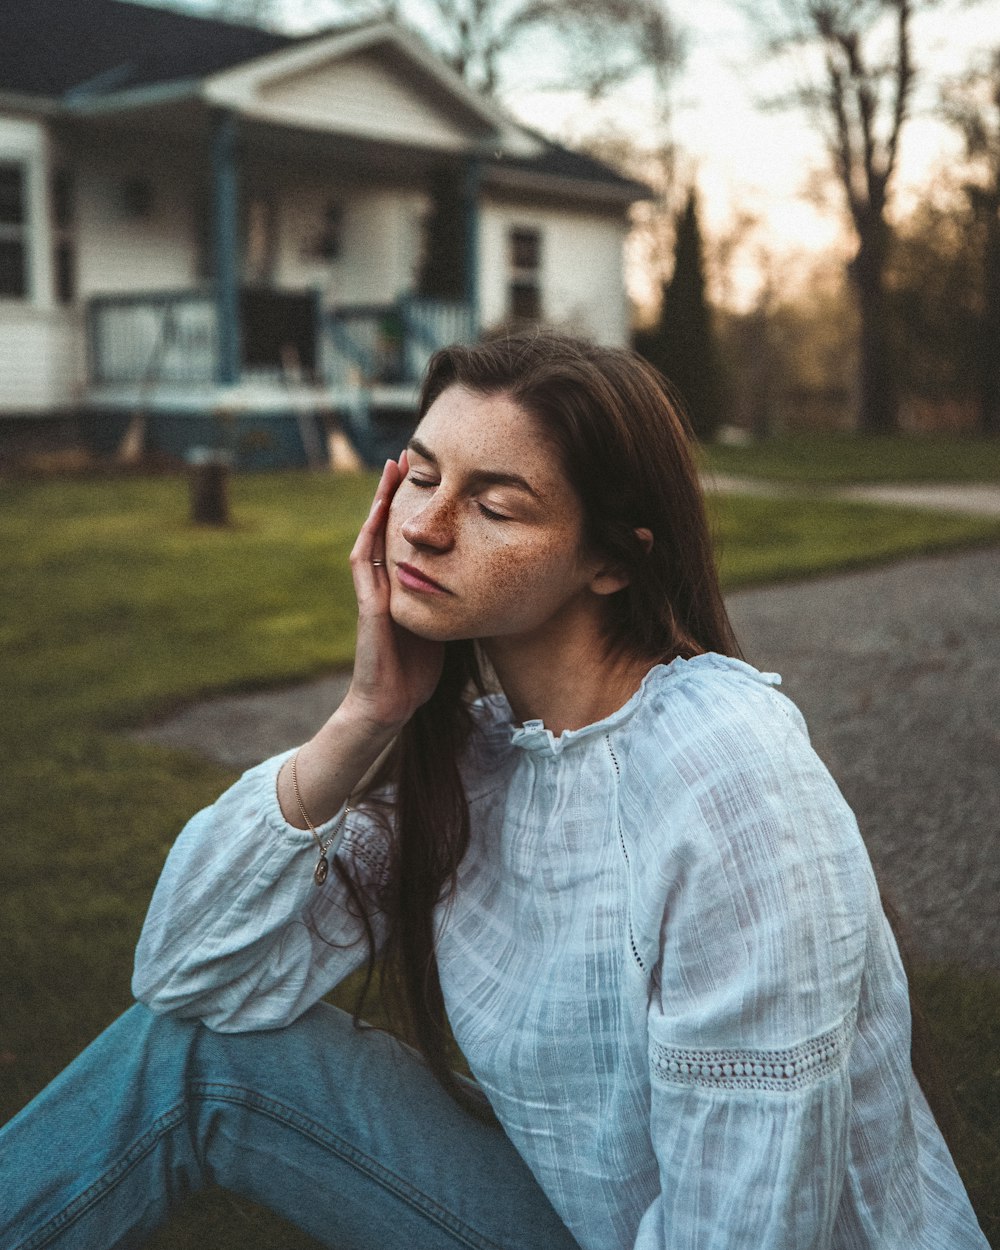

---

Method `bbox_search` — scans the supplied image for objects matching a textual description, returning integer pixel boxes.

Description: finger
[368,455,408,558]
[351,460,397,591]
[352,460,394,552]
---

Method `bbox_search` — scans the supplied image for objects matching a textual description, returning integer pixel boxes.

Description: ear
[590,565,631,596]
[589,527,654,597]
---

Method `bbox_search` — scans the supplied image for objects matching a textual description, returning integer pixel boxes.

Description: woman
[0,332,986,1249]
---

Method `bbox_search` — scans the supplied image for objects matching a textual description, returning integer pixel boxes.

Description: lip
[395,562,452,594]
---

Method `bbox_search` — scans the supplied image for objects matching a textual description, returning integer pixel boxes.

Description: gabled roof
[201,20,539,156]
[0,0,647,203]
[487,131,647,203]
[0,0,297,99]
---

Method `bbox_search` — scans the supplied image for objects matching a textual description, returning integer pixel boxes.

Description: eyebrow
[407,437,543,500]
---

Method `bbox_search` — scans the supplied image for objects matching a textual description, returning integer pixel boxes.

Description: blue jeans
[0,1002,581,1250]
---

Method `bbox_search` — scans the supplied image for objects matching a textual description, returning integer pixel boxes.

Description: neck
[483,617,655,736]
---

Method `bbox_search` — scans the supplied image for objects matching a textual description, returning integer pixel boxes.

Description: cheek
[465,531,580,614]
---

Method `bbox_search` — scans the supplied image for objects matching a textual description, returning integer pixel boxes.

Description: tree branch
[883,0,914,191]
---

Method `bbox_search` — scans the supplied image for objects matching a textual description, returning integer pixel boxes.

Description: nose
[400,490,456,551]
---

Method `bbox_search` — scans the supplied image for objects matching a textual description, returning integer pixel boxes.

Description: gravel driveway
[728,545,1000,971]
[134,544,1000,970]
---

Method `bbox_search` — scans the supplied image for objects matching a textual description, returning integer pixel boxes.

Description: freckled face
[386,386,606,646]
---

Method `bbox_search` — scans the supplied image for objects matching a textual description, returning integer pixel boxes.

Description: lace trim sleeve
[649,1010,856,1094]
[337,814,393,888]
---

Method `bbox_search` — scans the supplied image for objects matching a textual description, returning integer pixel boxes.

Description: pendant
[314,856,328,886]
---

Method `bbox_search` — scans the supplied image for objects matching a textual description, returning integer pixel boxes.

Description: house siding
[258,52,473,151]
[276,182,426,306]
[0,304,85,412]
[74,153,201,298]
[479,201,630,346]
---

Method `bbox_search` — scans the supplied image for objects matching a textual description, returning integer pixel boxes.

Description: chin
[389,597,466,643]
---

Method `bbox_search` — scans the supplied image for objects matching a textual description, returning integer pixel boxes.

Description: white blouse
[133,654,987,1249]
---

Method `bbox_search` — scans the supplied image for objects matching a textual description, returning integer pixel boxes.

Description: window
[243,194,276,283]
[316,201,343,261]
[510,228,540,271]
[120,176,154,220]
[0,162,28,299]
[507,226,541,323]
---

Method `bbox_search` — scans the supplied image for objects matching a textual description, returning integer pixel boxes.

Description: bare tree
[582,128,686,321]
[748,0,925,433]
[224,0,681,99]
[941,49,1000,435]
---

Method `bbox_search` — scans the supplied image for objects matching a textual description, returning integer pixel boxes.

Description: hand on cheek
[385,449,409,551]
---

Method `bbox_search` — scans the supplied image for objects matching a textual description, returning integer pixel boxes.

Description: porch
[67,87,486,467]
[83,287,475,468]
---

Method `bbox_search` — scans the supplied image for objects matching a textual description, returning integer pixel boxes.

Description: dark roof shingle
[0,0,644,198]
[0,0,296,98]
[489,132,644,194]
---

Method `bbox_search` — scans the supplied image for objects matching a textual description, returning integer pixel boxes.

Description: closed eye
[478,502,511,521]
[409,475,510,520]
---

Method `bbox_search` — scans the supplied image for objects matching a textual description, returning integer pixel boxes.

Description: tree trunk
[850,224,898,434]
[744,307,774,441]
[979,204,1000,436]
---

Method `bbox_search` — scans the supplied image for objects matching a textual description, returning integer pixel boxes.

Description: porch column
[210,110,241,385]
[463,154,481,338]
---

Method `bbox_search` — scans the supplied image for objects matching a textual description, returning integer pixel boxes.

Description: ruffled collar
[507,653,780,757]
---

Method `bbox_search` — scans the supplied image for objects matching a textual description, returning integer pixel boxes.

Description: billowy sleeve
[630,681,874,1248]
[132,749,393,1032]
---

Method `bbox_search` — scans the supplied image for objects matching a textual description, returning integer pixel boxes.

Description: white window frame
[507,224,542,323]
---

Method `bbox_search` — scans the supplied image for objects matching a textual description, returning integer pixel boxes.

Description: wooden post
[188,447,231,526]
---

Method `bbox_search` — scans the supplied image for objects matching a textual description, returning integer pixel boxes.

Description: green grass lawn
[2,471,998,1248]
[703,430,1000,485]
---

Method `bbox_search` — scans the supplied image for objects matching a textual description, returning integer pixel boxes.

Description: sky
[503,0,992,304]
[156,0,993,306]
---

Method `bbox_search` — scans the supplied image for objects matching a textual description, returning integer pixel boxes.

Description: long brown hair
[339,333,950,1132]
[333,330,742,1111]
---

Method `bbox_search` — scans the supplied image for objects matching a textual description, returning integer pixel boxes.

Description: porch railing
[401,296,475,380]
[88,291,218,386]
[322,296,475,389]
[86,290,474,392]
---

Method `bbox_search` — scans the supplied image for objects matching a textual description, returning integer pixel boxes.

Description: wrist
[278,704,399,832]
[334,689,411,741]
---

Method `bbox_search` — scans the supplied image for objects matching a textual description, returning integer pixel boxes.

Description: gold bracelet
[291,749,350,886]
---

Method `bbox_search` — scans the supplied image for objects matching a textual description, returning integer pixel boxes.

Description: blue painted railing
[87,291,475,393]
[322,296,474,389]
[400,296,475,379]
[88,290,218,386]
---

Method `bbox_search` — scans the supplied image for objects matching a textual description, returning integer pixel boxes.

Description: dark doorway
[240,287,317,376]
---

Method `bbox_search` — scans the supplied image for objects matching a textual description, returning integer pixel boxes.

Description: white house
[0,0,646,467]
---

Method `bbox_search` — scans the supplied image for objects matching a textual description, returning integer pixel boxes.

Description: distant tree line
[636,30,1000,441]
[634,189,724,442]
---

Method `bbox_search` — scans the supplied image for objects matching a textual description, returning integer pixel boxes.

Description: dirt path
[133,544,1000,970]
[705,474,1000,516]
